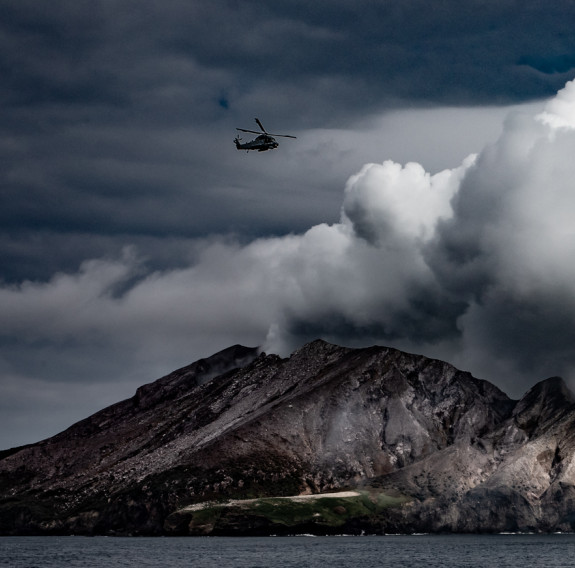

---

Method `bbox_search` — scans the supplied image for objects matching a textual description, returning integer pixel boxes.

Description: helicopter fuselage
[234,134,278,152]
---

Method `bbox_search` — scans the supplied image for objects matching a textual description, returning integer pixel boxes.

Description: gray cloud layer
[3,82,575,448]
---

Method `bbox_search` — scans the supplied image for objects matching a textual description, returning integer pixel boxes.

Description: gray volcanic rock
[1,340,574,535]
[370,375,575,533]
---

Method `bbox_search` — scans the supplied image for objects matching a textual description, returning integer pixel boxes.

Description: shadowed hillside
[2,340,575,535]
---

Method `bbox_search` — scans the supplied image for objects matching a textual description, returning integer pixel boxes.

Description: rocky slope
[1,340,574,535]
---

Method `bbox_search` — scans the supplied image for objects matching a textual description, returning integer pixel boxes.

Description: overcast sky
[2,1,575,450]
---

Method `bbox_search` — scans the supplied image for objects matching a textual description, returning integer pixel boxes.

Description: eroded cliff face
[1,340,574,535]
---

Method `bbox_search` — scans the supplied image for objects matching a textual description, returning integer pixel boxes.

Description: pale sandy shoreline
[182,490,361,512]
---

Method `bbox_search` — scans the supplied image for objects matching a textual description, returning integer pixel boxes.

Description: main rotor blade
[236,128,261,134]
[237,121,296,138]
[255,118,267,133]
[269,133,297,138]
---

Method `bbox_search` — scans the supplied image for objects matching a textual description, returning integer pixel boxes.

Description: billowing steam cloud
[3,79,575,440]
[265,79,575,395]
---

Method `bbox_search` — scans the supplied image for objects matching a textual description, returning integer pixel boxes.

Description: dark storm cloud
[4,0,575,118]
[3,0,575,282]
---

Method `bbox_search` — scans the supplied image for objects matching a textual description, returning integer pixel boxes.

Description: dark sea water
[1,534,575,568]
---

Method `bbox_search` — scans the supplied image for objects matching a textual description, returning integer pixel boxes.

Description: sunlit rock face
[1,340,574,535]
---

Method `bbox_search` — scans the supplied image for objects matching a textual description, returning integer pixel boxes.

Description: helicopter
[234,118,296,152]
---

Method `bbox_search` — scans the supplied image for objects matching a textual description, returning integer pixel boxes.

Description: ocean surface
[1,534,575,567]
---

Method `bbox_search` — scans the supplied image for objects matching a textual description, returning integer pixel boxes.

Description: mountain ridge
[1,340,575,535]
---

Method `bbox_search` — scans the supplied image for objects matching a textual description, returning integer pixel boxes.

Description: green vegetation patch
[181,491,409,534]
[253,496,366,527]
